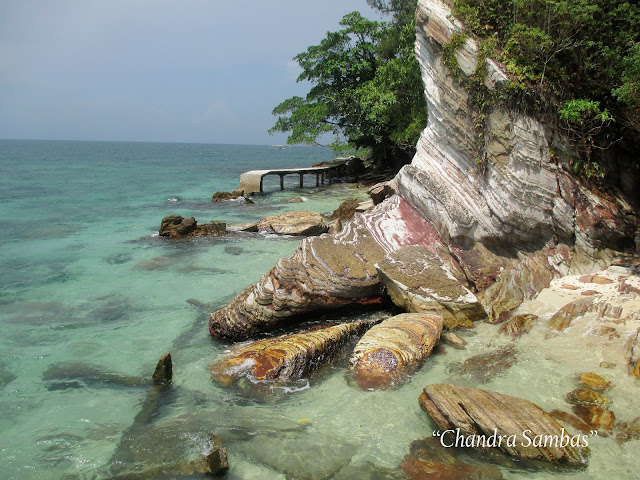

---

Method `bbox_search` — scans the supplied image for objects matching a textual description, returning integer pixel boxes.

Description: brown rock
[329,198,360,220]
[579,372,610,392]
[419,384,589,465]
[255,211,328,236]
[628,327,640,378]
[152,352,172,385]
[447,345,517,385]
[548,297,594,331]
[203,435,229,476]
[615,417,640,444]
[376,245,486,330]
[286,197,304,203]
[498,314,537,336]
[549,410,592,435]
[210,320,377,386]
[571,406,615,436]
[210,196,443,339]
[349,313,444,389]
[566,388,611,407]
[399,437,504,480]
[211,190,240,202]
[368,181,396,205]
[441,331,467,349]
[579,274,613,284]
[158,215,226,238]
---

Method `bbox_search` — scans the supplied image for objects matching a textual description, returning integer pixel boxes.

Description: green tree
[269,3,426,170]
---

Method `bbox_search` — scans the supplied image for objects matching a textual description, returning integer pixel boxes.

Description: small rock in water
[498,314,537,336]
[202,435,229,476]
[224,245,244,256]
[287,196,304,203]
[440,331,467,349]
[579,372,610,392]
[549,409,592,434]
[447,345,517,385]
[152,353,172,385]
[566,388,611,407]
[571,406,615,436]
[615,417,640,444]
[599,361,616,369]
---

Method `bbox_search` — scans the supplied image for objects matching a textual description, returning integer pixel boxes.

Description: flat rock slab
[349,313,443,389]
[419,384,589,465]
[256,211,328,236]
[210,319,377,386]
[376,245,486,329]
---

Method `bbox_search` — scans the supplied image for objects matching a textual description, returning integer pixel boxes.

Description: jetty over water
[239,159,350,195]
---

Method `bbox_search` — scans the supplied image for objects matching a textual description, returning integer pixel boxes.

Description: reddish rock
[349,313,443,389]
[579,275,613,285]
[571,406,615,436]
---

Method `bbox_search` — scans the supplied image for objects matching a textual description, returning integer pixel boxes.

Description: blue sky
[0,0,379,145]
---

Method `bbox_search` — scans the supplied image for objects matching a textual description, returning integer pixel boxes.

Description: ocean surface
[0,140,637,479]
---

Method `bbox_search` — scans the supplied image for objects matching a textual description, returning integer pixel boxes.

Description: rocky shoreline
[200,0,640,476]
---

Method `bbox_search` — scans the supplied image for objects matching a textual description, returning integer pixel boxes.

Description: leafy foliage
[269,2,426,169]
[451,0,640,179]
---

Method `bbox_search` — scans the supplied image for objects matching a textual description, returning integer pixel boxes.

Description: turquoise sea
[1,140,638,479]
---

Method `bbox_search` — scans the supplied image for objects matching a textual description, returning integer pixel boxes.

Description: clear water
[0,140,637,479]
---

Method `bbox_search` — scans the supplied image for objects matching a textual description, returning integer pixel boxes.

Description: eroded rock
[255,211,328,236]
[152,352,172,385]
[159,215,226,238]
[376,245,486,329]
[210,319,377,386]
[349,313,444,389]
[571,406,615,436]
[566,388,611,407]
[209,196,440,339]
[419,384,589,465]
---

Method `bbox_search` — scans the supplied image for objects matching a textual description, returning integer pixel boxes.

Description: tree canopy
[450,0,640,179]
[269,1,426,170]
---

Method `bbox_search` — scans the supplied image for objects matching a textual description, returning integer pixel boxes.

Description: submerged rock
[376,245,486,329]
[498,314,537,336]
[349,313,444,389]
[152,352,172,385]
[447,345,517,385]
[566,388,611,407]
[255,210,328,236]
[42,361,149,388]
[210,319,377,386]
[210,196,439,339]
[159,215,226,238]
[441,331,467,349]
[571,406,615,436]
[615,417,640,444]
[399,437,504,480]
[578,372,610,392]
[419,384,589,465]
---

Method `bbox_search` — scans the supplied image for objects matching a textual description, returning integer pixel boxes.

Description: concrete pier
[239,160,349,195]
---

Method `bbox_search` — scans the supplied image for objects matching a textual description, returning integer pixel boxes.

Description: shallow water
[1,140,637,479]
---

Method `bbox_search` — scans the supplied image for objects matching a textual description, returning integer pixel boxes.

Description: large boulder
[209,196,442,339]
[255,211,328,236]
[210,319,377,386]
[376,245,486,329]
[419,384,589,465]
[349,313,444,389]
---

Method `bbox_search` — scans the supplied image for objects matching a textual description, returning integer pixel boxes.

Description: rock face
[209,196,441,339]
[159,215,226,238]
[375,245,486,329]
[255,211,328,236]
[349,313,443,389]
[210,320,377,386]
[420,384,589,465]
[394,0,636,254]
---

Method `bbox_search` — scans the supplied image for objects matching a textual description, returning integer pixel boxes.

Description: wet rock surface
[210,319,378,386]
[152,352,172,385]
[399,437,504,480]
[255,210,328,236]
[349,313,443,389]
[209,196,440,339]
[419,384,589,465]
[446,345,517,385]
[159,215,226,238]
[376,245,486,330]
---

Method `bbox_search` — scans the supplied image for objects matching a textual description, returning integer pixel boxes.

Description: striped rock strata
[375,245,486,329]
[210,319,376,386]
[396,0,636,254]
[349,313,443,389]
[420,384,589,465]
[209,196,442,339]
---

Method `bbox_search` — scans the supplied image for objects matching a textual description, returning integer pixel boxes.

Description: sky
[0,0,380,145]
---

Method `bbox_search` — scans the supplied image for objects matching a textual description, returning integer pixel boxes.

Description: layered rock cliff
[210,0,638,339]
[397,0,636,255]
